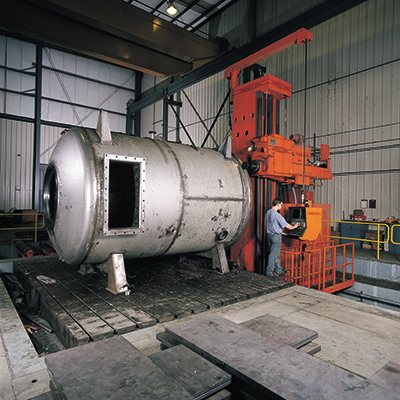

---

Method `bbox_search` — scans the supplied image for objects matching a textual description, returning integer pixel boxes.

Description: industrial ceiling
[0,0,235,77]
[128,0,236,33]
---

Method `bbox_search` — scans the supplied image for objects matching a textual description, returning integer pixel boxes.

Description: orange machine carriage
[225,29,354,293]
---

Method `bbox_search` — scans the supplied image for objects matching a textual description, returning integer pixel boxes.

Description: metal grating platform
[13,256,291,349]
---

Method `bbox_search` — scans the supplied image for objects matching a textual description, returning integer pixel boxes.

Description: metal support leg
[101,253,130,295]
[211,243,229,274]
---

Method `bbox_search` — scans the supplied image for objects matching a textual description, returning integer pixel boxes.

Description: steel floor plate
[13,256,292,349]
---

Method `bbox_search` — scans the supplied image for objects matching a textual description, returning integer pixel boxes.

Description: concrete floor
[0,278,50,400]
[1,282,400,399]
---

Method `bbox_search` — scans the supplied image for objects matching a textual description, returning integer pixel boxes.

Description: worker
[265,198,300,277]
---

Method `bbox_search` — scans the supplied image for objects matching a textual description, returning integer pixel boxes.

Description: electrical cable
[259,155,271,172]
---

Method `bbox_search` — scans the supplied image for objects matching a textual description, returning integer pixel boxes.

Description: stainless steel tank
[43,127,252,268]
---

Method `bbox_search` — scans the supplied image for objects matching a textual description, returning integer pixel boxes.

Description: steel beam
[127,0,367,115]
[0,0,221,78]
[30,0,221,61]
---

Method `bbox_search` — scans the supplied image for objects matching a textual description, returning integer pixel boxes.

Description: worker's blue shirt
[265,208,288,235]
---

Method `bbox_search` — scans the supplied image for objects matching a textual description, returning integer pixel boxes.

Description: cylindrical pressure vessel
[43,128,252,266]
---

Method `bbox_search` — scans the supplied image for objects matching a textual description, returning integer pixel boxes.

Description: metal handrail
[331,220,390,260]
[322,242,354,293]
[0,212,45,242]
[280,241,354,293]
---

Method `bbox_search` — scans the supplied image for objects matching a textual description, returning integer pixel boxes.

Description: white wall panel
[40,125,63,165]
[5,38,35,70]
[0,118,33,211]
[0,35,135,132]
[0,92,4,113]
[0,36,5,65]
[140,101,163,138]
[0,37,36,118]
[41,47,135,133]
[4,92,35,118]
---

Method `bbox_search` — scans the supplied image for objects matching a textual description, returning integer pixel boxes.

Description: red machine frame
[225,28,354,293]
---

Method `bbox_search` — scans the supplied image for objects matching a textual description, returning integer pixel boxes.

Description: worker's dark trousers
[266,233,283,275]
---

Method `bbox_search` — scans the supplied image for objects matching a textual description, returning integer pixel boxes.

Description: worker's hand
[285,222,301,230]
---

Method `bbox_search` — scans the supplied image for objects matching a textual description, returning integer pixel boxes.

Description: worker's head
[272,198,283,207]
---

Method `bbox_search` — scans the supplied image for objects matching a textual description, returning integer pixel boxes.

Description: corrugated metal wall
[263,0,400,220]
[140,0,399,221]
[0,120,66,211]
[0,118,33,211]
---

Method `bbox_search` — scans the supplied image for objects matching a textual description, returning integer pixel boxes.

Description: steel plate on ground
[13,256,291,349]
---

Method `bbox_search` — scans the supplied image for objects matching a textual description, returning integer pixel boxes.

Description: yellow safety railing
[331,220,390,260]
[0,212,45,242]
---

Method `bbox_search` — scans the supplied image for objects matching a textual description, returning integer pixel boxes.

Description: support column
[126,71,141,136]
[162,89,168,139]
[32,45,42,211]
[133,71,142,137]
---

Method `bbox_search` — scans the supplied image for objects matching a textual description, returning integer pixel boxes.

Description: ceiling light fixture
[166,1,178,16]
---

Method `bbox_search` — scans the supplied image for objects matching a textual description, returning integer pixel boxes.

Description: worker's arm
[285,222,300,230]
